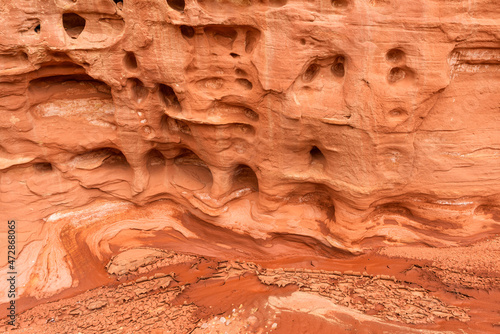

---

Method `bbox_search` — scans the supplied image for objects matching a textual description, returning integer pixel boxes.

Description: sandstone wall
[0,0,499,310]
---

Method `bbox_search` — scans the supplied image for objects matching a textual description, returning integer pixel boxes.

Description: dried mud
[2,234,500,333]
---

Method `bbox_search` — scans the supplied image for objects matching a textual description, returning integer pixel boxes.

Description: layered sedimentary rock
[0,0,499,332]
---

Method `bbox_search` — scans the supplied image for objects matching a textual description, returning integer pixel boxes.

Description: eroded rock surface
[0,0,499,332]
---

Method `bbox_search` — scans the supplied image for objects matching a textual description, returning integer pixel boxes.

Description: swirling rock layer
[0,0,499,332]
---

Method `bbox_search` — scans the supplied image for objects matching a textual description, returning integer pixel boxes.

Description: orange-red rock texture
[0,0,499,332]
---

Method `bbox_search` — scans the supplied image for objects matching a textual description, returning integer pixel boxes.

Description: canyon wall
[0,0,499,332]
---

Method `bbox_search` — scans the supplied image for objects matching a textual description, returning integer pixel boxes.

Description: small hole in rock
[112,0,123,8]
[300,38,306,45]
[34,24,41,34]
[310,146,326,164]
[159,84,181,111]
[33,162,53,172]
[388,67,406,83]
[167,0,185,12]
[233,165,259,191]
[303,63,320,82]
[180,25,195,38]
[123,52,138,70]
[62,13,86,39]
[244,108,259,121]
[331,0,348,7]
[331,55,345,78]
[236,78,253,90]
[386,48,405,63]
[230,53,240,58]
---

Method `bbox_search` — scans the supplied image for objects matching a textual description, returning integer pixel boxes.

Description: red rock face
[1,0,499,332]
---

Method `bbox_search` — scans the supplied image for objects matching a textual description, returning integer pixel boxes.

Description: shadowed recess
[386,48,405,64]
[303,63,320,82]
[174,149,208,168]
[167,0,185,12]
[244,108,259,121]
[233,164,259,191]
[387,66,414,83]
[173,149,214,188]
[310,146,326,165]
[268,0,287,6]
[175,119,192,135]
[205,27,238,49]
[28,70,112,105]
[332,55,345,78]
[62,13,86,39]
[33,162,53,172]
[72,148,130,170]
[245,30,260,53]
[331,0,348,7]
[180,25,195,38]
[123,52,138,70]
[159,84,181,111]
[236,78,253,90]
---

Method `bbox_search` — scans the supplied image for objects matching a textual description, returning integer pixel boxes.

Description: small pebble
[220,317,226,324]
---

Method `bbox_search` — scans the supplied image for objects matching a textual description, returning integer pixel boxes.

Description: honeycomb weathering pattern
[0,0,499,331]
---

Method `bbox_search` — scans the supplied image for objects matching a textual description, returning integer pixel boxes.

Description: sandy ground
[2,234,500,334]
